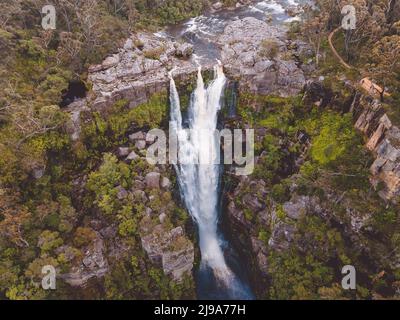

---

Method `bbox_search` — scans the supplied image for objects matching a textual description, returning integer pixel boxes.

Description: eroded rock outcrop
[59,233,108,287]
[353,95,400,202]
[141,225,194,281]
[87,33,202,111]
[217,17,306,96]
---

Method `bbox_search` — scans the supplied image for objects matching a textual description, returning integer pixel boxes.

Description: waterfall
[169,63,253,299]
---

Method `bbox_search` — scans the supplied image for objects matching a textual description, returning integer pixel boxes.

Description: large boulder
[217,17,306,97]
[145,172,161,189]
[59,235,108,287]
[141,225,194,281]
[353,95,400,202]
[86,32,203,111]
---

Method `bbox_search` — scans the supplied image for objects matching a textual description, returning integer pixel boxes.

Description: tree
[302,5,329,66]
[0,0,23,29]
[367,35,400,101]
[339,0,385,61]
[87,153,131,215]
[0,190,31,247]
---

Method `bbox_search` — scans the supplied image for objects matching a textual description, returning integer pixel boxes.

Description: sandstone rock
[175,43,193,59]
[102,55,120,69]
[59,235,108,287]
[353,95,400,201]
[126,150,139,161]
[135,140,147,150]
[87,32,202,112]
[117,147,130,157]
[116,186,128,200]
[129,131,145,141]
[141,225,194,281]
[160,177,171,189]
[159,212,167,224]
[145,172,161,189]
[217,17,305,97]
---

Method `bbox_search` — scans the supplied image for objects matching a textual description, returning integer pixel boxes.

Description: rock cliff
[217,17,307,97]
[352,94,400,202]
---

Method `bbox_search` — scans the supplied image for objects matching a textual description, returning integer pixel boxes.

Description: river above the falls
[159,0,310,64]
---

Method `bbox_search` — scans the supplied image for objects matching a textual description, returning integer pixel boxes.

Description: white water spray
[169,63,236,285]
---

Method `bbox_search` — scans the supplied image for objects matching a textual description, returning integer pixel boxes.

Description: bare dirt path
[328,27,353,70]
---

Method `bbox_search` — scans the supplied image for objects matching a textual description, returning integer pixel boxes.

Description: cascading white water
[170,64,232,279]
[169,64,252,298]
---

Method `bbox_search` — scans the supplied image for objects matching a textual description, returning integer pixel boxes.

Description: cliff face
[62,13,400,294]
[217,17,308,97]
[352,94,400,202]
[223,82,400,298]
[67,17,310,141]
[87,33,201,111]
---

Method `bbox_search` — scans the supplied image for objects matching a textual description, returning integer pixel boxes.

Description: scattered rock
[159,212,167,224]
[145,172,161,189]
[160,177,171,189]
[116,186,128,200]
[126,150,139,161]
[59,235,108,287]
[217,17,306,97]
[141,225,194,281]
[129,131,145,141]
[135,140,147,150]
[117,147,130,157]
[175,43,194,59]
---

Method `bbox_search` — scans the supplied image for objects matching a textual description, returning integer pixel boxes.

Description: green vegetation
[232,86,399,299]
[0,4,191,295]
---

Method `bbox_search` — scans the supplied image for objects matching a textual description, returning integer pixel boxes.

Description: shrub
[73,227,97,247]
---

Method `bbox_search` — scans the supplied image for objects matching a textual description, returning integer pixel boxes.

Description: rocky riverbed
[63,1,400,298]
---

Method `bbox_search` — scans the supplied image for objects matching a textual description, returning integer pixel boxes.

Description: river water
[160,0,308,64]
[166,0,307,299]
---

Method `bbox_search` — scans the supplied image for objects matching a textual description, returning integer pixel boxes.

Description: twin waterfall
[169,63,252,299]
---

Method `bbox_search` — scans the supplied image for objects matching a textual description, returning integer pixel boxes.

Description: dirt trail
[328,27,353,70]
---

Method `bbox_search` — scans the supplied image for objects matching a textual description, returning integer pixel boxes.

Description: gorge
[64,0,399,298]
[2,0,400,301]
[169,64,253,299]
